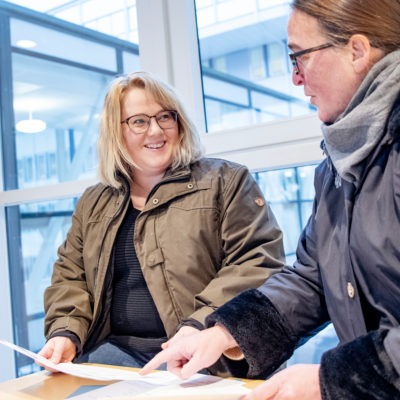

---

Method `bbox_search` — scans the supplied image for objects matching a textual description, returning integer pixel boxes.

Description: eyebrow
[287,42,301,52]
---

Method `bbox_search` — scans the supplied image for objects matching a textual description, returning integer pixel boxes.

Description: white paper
[0,338,250,399]
[0,338,59,371]
[68,373,249,399]
[51,363,181,383]
[0,339,174,382]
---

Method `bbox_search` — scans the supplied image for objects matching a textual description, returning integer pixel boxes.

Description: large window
[13,53,109,187]
[255,165,315,264]
[196,0,315,132]
[5,0,139,43]
[8,199,76,376]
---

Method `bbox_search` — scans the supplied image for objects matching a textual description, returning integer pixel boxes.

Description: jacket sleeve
[206,288,298,379]
[320,328,400,399]
[189,165,285,324]
[43,191,92,346]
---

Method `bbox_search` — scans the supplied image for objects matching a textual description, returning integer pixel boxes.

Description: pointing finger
[140,349,174,375]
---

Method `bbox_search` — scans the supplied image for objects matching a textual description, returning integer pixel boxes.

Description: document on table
[68,374,249,399]
[0,338,250,398]
[0,338,161,381]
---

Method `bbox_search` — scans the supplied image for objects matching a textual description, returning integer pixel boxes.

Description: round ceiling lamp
[16,111,47,134]
[16,39,37,49]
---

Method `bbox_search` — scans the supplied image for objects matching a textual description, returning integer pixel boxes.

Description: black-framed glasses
[121,110,178,134]
[289,43,333,75]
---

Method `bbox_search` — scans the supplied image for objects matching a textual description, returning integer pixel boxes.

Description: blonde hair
[291,0,400,53]
[97,71,204,188]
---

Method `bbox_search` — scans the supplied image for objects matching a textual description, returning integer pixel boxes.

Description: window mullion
[136,0,206,133]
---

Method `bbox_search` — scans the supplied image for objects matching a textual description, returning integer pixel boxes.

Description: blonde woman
[38,71,284,374]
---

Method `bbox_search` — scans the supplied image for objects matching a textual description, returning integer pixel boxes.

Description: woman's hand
[162,326,200,349]
[241,364,321,400]
[37,336,76,371]
[140,324,238,380]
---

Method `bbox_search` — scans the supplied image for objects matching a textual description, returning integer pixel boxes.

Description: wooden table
[0,366,262,399]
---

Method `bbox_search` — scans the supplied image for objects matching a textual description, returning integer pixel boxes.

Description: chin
[318,104,346,124]
[318,110,333,124]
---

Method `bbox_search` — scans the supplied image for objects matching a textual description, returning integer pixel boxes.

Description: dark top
[110,201,167,353]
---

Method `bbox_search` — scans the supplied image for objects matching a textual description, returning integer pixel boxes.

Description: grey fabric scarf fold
[321,49,400,186]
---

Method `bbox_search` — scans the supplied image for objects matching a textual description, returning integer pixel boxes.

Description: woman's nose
[147,117,163,134]
[292,68,304,86]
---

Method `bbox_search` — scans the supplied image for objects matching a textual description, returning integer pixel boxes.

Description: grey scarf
[321,49,400,186]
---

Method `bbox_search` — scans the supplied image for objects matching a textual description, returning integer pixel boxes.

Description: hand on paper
[37,336,76,371]
[241,364,322,400]
[140,324,238,380]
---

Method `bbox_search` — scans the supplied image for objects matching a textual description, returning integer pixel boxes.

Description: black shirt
[111,201,167,341]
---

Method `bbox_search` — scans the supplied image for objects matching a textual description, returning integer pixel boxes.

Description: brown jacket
[44,158,284,351]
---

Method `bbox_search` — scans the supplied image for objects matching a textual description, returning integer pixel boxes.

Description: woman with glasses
[37,71,285,372]
[141,0,400,398]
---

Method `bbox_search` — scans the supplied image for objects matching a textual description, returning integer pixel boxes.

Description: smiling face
[287,9,364,123]
[121,87,180,180]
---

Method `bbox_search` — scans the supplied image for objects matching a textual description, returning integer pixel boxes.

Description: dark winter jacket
[207,97,400,398]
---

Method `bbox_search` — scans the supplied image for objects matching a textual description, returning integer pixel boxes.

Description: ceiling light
[16,39,37,49]
[16,111,47,134]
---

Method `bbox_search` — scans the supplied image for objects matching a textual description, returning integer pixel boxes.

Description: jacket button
[347,282,355,298]
[152,198,159,205]
[187,183,194,189]
[254,196,265,206]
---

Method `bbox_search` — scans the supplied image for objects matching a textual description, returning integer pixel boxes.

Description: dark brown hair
[291,0,400,53]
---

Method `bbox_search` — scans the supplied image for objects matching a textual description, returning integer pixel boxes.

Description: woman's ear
[349,34,372,73]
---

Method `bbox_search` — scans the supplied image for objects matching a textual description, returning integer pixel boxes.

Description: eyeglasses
[289,43,333,75]
[121,110,178,134]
